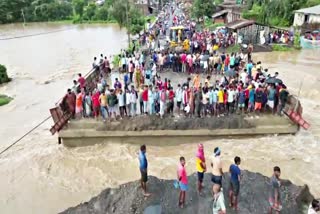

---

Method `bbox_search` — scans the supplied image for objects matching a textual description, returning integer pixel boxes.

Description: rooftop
[212,10,229,18]
[295,5,320,15]
[226,19,255,30]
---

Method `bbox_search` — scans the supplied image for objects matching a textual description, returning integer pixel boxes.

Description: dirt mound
[98,115,253,131]
[61,170,313,214]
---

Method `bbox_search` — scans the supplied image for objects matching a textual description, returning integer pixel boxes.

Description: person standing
[160,87,167,119]
[229,156,241,211]
[117,89,126,119]
[196,144,206,195]
[107,89,117,120]
[269,166,282,214]
[139,144,150,197]
[130,86,138,116]
[148,85,155,115]
[176,84,183,115]
[99,91,108,122]
[212,184,226,214]
[211,147,224,193]
[78,73,86,90]
[177,156,188,209]
[142,85,149,115]
[308,199,320,214]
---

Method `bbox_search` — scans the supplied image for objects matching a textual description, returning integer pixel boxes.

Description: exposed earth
[61,170,313,214]
[98,115,253,131]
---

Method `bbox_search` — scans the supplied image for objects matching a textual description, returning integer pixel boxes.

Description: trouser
[167,100,174,114]
[140,101,144,114]
[195,102,201,117]
[160,101,166,116]
[143,101,148,113]
[131,103,137,116]
[182,63,186,73]
[119,106,126,117]
[149,102,155,115]
[228,102,234,114]
[155,102,160,113]
[100,106,109,119]
[130,72,133,83]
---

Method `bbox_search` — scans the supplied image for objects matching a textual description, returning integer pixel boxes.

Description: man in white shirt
[227,87,236,114]
[240,69,247,84]
[130,86,138,116]
[175,84,183,115]
[117,89,126,118]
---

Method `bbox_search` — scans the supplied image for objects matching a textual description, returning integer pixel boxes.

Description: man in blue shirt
[229,156,241,211]
[246,60,253,79]
[139,144,150,197]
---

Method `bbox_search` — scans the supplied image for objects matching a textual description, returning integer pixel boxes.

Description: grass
[204,19,225,31]
[272,44,293,51]
[226,44,241,53]
[0,95,12,106]
[47,19,118,24]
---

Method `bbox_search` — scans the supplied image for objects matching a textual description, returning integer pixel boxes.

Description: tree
[72,0,85,18]
[0,65,10,84]
[83,3,97,20]
[192,0,215,20]
[110,0,128,28]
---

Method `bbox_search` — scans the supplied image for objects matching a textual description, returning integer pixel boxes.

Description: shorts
[179,182,188,191]
[197,172,204,182]
[230,180,240,196]
[267,100,274,109]
[211,174,222,185]
[140,169,148,182]
[255,102,262,110]
[238,103,245,108]
[177,101,182,109]
[109,106,116,113]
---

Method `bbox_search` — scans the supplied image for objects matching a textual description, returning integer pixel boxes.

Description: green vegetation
[0,0,146,28]
[204,18,225,30]
[272,44,293,51]
[0,64,10,84]
[242,0,320,27]
[192,0,215,21]
[226,44,241,53]
[0,95,12,106]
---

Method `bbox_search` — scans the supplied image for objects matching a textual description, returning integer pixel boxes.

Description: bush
[0,95,12,106]
[272,44,292,51]
[0,64,10,84]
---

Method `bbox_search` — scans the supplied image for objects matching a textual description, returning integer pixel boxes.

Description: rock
[60,171,313,214]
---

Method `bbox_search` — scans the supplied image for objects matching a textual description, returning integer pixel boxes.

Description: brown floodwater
[0,23,319,214]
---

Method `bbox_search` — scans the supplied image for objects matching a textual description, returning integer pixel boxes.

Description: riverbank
[61,170,314,214]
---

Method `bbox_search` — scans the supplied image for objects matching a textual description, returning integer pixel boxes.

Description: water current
[0,23,319,214]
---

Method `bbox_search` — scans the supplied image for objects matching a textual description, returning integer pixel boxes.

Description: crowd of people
[61,49,289,121]
[57,2,319,214]
[139,143,306,214]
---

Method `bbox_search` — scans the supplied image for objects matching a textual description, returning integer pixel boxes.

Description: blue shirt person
[229,156,241,210]
[138,144,150,196]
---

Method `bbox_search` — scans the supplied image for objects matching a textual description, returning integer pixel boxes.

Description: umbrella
[265,77,283,84]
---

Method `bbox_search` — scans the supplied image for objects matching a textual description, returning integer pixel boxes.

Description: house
[293,5,320,27]
[212,9,241,24]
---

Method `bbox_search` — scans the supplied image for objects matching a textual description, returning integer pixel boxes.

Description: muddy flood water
[0,23,319,214]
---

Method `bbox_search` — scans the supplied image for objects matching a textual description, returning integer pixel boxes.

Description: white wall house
[294,5,320,26]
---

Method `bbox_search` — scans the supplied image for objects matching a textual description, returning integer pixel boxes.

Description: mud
[61,170,313,214]
[98,115,253,131]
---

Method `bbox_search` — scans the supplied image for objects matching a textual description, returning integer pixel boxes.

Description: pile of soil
[98,115,253,131]
[61,170,313,214]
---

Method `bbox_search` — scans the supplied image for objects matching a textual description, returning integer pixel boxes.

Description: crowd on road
[56,2,319,214]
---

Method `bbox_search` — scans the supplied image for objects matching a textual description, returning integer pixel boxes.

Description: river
[0,23,319,214]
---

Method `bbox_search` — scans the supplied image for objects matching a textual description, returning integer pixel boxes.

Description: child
[177,156,188,208]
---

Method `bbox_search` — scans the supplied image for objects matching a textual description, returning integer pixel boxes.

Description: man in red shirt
[168,87,175,116]
[180,52,187,73]
[142,85,149,115]
[78,73,86,89]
